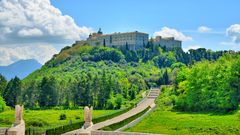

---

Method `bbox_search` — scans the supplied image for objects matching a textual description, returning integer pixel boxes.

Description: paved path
[63,88,160,135]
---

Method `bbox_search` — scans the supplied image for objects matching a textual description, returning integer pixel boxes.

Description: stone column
[83,106,93,129]
[8,105,25,135]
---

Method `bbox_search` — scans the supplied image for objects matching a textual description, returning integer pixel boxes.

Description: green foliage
[39,77,58,107]
[89,47,125,62]
[22,45,161,109]
[45,107,132,135]
[26,119,49,127]
[0,109,117,132]
[3,76,22,107]
[175,55,240,113]
[157,86,177,110]
[59,114,67,120]
[153,52,177,68]
[22,81,39,108]
[20,43,233,111]
[0,74,7,96]
[0,96,6,112]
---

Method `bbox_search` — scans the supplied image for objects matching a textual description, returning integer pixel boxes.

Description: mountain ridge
[0,59,42,80]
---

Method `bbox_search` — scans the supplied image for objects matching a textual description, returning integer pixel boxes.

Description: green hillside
[0,42,236,111]
[21,44,162,110]
[127,54,240,134]
[126,86,240,135]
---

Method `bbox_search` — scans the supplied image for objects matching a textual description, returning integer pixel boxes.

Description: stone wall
[7,120,25,135]
[86,31,149,50]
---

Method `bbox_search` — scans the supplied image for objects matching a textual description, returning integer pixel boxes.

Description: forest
[0,42,239,113]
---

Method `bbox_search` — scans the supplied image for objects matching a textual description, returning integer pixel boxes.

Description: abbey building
[76,28,182,50]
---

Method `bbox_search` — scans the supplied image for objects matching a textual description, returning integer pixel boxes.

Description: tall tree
[3,77,22,107]
[22,81,39,108]
[0,96,6,112]
[39,77,58,107]
[0,74,7,96]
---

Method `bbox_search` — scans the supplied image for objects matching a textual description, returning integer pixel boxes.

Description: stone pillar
[8,105,25,135]
[83,106,93,129]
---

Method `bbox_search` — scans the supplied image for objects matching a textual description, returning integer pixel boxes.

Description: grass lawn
[126,108,240,135]
[0,109,117,130]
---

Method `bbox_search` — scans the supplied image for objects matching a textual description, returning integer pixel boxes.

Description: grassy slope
[0,109,117,129]
[126,104,240,134]
[126,109,240,135]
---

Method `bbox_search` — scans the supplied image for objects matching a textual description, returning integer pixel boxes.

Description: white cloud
[198,26,212,33]
[18,28,43,37]
[0,0,92,44]
[0,45,58,66]
[220,42,240,50]
[183,45,201,52]
[154,27,192,41]
[226,24,240,44]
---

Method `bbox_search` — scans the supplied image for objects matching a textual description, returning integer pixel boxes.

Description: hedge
[45,106,133,135]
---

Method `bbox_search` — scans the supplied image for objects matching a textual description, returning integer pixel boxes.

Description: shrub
[0,118,12,125]
[0,96,6,112]
[237,111,240,120]
[26,119,48,127]
[75,115,80,120]
[59,114,67,120]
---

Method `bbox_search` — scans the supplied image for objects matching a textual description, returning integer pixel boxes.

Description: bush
[0,117,12,125]
[59,114,67,120]
[46,106,133,135]
[0,96,6,112]
[26,119,48,127]
[75,115,80,120]
[237,111,240,120]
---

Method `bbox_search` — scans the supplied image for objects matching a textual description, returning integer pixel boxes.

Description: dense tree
[39,77,58,107]
[22,81,39,108]
[0,96,6,112]
[3,77,22,107]
[153,52,177,68]
[0,74,7,96]
[21,44,237,110]
[175,55,240,112]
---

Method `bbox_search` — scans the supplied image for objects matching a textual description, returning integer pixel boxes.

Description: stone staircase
[147,88,160,99]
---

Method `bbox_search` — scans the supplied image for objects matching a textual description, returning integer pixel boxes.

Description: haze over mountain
[0,59,42,80]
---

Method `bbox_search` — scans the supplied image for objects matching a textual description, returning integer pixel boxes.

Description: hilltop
[2,41,234,110]
[22,44,162,109]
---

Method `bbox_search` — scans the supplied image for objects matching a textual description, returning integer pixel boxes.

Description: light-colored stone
[83,106,93,129]
[7,105,25,135]
[14,105,23,125]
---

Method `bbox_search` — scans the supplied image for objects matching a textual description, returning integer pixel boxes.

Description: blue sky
[0,0,239,65]
[51,0,240,51]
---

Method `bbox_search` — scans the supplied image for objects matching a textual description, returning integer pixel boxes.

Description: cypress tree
[0,74,7,96]
[3,77,22,107]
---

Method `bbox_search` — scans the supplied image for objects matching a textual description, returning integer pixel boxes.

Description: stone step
[149,93,157,95]
[147,96,157,99]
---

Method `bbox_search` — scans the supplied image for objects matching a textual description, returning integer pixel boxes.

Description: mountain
[0,59,42,80]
